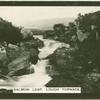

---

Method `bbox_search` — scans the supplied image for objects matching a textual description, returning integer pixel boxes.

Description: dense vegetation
[0,18,23,45]
[45,11,100,93]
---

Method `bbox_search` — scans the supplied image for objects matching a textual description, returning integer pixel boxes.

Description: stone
[7,54,30,76]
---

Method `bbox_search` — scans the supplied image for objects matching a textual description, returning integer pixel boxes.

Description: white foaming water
[0,35,69,87]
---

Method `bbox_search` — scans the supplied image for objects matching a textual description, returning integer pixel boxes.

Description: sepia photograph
[0,2,100,98]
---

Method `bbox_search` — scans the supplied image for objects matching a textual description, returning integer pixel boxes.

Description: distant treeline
[30,29,45,35]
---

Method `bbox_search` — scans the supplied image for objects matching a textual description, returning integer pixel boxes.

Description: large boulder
[7,53,31,76]
[28,48,39,64]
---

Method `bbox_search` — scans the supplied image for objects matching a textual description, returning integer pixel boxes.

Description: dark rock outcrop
[7,53,30,76]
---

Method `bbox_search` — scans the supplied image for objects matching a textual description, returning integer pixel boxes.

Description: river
[0,35,69,87]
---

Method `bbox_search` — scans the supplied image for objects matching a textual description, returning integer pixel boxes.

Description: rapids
[0,35,69,87]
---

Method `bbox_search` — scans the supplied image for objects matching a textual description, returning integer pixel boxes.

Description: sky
[0,6,100,27]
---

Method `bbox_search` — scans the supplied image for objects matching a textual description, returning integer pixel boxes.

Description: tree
[53,24,66,33]
[0,18,22,44]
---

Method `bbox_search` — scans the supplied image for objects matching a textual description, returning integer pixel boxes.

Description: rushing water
[0,35,69,87]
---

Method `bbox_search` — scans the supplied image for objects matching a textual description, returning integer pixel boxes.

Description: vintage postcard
[0,1,100,99]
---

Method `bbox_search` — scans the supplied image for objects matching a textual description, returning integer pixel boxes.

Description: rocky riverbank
[45,44,100,93]
[42,23,100,93]
[0,37,44,78]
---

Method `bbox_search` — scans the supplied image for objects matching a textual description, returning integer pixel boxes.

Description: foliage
[0,18,22,44]
[53,24,66,33]
[76,11,100,33]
